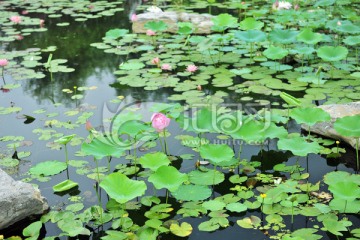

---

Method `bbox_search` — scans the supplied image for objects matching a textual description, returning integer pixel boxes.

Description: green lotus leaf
[314,0,335,7]
[269,29,298,44]
[296,28,322,45]
[202,200,226,211]
[329,199,360,213]
[170,222,193,237]
[188,169,225,185]
[290,228,322,240]
[322,217,352,236]
[277,137,322,156]
[317,46,348,62]
[239,17,264,30]
[148,166,188,192]
[237,216,261,229]
[226,202,248,213]
[290,107,331,126]
[29,160,67,176]
[334,114,360,137]
[234,30,266,43]
[328,181,360,201]
[199,144,234,164]
[144,20,167,32]
[263,46,288,60]
[172,184,212,201]
[23,221,42,240]
[105,29,129,39]
[211,13,238,32]
[100,172,147,204]
[280,92,301,106]
[139,152,170,171]
[230,121,287,143]
[177,22,193,35]
[336,23,360,34]
[81,136,125,159]
[291,46,315,55]
[343,35,360,46]
[54,134,76,145]
[53,179,79,192]
[119,61,145,70]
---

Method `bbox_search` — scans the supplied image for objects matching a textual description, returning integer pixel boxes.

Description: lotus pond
[1,0,360,239]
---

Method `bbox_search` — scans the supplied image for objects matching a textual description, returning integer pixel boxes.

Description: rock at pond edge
[132,11,214,34]
[301,101,360,149]
[0,168,49,230]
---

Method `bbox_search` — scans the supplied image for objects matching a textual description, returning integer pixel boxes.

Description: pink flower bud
[0,59,8,67]
[151,57,160,65]
[146,29,156,36]
[85,120,93,131]
[151,113,170,132]
[131,13,138,22]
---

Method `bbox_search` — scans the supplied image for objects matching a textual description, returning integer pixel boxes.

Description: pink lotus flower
[294,4,299,10]
[0,59,8,67]
[151,113,170,132]
[151,57,160,65]
[15,34,24,40]
[146,29,156,36]
[21,10,29,15]
[161,63,172,71]
[85,120,93,131]
[130,13,138,22]
[186,64,198,73]
[10,16,21,24]
[39,19,45,28]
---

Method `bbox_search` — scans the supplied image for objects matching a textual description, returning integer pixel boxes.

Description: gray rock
[132,11,213,34]
[0,168,49,230]
[301,102,360,149]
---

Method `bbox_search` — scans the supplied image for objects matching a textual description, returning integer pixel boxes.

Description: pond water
[1,0,360,239]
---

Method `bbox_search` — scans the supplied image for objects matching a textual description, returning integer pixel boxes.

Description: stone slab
[301,102,360,149]
[132,11,213,34]
[0,168,49,230]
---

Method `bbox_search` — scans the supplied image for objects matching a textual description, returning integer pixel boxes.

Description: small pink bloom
[22,10,29,15]
[10,16,21,24]
[88,5,94,9]
[197,85,202,91]
[186,64,198,73]
[151,57,160,65]
[15,34,24,40]
[40,19,45,28]
[130,13,138,22]
[0,59,8,67]
[151,113,170,132]
[146,29,156,36]
[85,120,93,131]
[294,4,299,10]
[161,63,172,71]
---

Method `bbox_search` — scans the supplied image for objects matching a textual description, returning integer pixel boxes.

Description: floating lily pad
[172,185,212,201]
[29,160,67,176]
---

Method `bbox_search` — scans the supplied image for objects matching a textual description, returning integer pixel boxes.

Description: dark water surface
[1,1,359,239]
